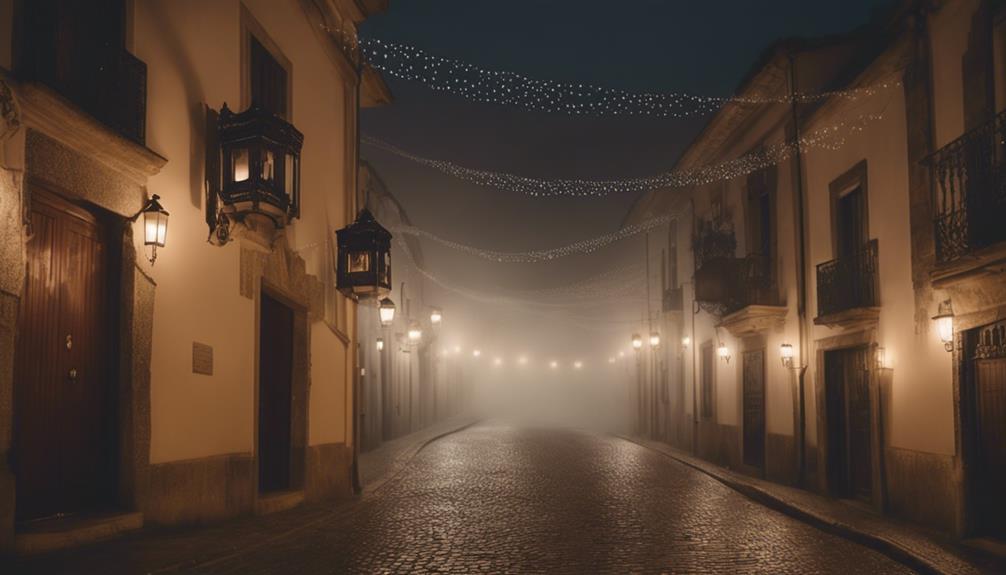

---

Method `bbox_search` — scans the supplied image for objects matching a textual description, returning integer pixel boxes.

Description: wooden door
[742,350,766,470]
[14,189,116,521]
[825,347,872,501]
[973,322,1006,535]
[258,292,293,493]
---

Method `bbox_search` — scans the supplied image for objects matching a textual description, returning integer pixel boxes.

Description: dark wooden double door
[258,292,294,493]
[824,346,873,502]
[742,350,766,470]
[971,322,1006,536]
[14,188,118,521]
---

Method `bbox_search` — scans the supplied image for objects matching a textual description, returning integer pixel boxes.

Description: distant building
[0,0,391,554]
[623,0,1006,538]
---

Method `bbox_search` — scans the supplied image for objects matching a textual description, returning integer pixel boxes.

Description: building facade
[625,0,1006,538]
[0,0,391,554]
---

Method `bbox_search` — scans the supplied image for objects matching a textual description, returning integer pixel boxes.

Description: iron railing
[816,239,879,317]
[695,253,776,316]
[928,108,1006,263]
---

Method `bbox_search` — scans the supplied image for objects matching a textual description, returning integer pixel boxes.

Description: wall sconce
[336,209,392,301]
[717,341,731,363]
[608,357,616,364]
[217,103,303,228]
[407,323,422,344]
[649,332,661,348]
[573,360,583,369]
[632,333,643,350]
[681,336,691,350]
[550,360,559,369]
[131,194,169,265]
[933,299,955,352]
[376,338,384,352]
[876,347,890,370]
[430,308,443,325]
[472,349,482,358]
[378,297,396,327]
[779,343,794,369]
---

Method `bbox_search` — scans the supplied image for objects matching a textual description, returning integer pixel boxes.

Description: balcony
[927,109,1006,284]
[814,239,879,328]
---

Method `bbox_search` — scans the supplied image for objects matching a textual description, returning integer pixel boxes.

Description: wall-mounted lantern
[378,297,396,326]
[472,349,482,358]
[780,343,795,369]
[649,332,661,348]
[217,103,303,228]
[430,308,443,326]
[336,209,392,300]
[407,322,423,344]
[681,336,691,350]
[632,333,643,350]
[574,360,584,369]
[132,194,169,265]
[376,338,385,352]
[933,299,955,352]
[608,357,616,364]
[717,342,731,363]
[550,360,559,369]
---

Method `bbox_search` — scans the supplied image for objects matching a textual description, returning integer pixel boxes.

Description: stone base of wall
[697,422,739,469]
[884,446,959,533]
[145,453,255,526]
[305,443,353,502]
[766,433,796,486]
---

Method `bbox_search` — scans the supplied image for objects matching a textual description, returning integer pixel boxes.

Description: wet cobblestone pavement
[214,422,912,574]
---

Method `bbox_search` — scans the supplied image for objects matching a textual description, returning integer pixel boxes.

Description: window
[829,161,869,260]
[700,342,714,420]
[250,35,288,118]
[746,165,776,281]
[667,220,679,288]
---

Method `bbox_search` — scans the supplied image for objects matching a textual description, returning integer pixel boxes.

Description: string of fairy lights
[362,112,883,198]
[357,38,900,118]
[391,215,671,263]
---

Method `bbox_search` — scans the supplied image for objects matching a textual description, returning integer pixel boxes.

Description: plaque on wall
[193,342,214,375]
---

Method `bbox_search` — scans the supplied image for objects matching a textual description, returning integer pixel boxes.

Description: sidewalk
[622,436,1005,575]
[8,418,478,574]
[359,417,480,494]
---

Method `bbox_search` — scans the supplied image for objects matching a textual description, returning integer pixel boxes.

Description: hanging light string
[392,214,670,263]
[358,38,900,118]
[363,112,882,198]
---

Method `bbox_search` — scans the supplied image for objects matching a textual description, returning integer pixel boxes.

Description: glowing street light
[408,323,422,343]
[573,360,583,369]
[549,360,559,369]
[681,336,691,350]
[933,299,955,352]
[608,357,616,364]
[454,345,462,354]
[618,351,626,359]
[518,356,528,366]
[779,343,795,368]
[631,333,643,350]
[717,341,731,363]
[649,332,661,348]
[493,357,503,367]
[472,349,482,358]
[430,307,443,325]
[378,297,396,327]
[376,338,385,352]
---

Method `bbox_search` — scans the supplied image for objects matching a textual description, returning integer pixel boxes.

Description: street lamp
[933,299,955,352]
[549,360,559,369]
[649,332,661,348]
[378,297,396,327]
[493,357,503,367]
[681,336,691,350]
[573,361,583,369]
[132,194,169,265]
[779,343,794,368]
[472,349,482,358]
[608,357,616,364]
[717,341,731,363]
[518,356,528,366]
[618,351,626,359]
[335,209,392,300]
[376,338,385,352]
[430,308,443,325]
[632,333,643,350]
[407,323,422,344]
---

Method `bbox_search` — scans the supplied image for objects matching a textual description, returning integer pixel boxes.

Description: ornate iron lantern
[336,209,392,300]
[131,194,169,265]
[378,297,396,326]
[217,103,303,227]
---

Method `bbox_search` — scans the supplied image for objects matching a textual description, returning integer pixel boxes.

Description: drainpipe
[689,198,699,456]
[350,50,365,495]
[789,52,809,489]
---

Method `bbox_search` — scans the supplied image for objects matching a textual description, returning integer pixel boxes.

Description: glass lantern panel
[143,211,168,248]
[284,154,295,195]
[232,148,250,182]
[262,149,275,181]
[349,251,371,273]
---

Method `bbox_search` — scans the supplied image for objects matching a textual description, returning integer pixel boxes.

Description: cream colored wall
[804,83,955,456]
[930,0,982,148]
[134,0,354,463]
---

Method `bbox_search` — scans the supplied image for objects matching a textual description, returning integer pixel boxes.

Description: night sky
[358,0,890,356]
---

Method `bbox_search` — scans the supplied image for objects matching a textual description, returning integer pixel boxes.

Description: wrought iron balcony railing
[928,108,1006,263]
[695,253,776,316]
[816,239,879,318]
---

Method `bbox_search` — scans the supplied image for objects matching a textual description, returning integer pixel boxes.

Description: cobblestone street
[13,422,921,574]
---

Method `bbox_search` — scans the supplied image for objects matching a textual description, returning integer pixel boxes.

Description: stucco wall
[133,0,354,464]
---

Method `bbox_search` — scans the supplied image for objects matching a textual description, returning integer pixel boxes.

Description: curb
[363,418,480,496]
[616,435,954,575]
